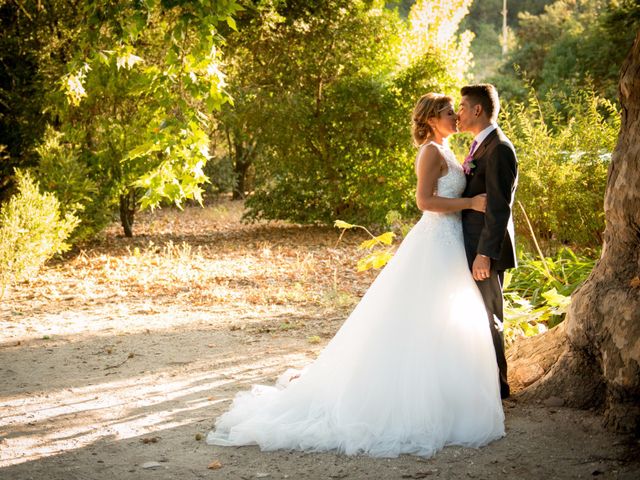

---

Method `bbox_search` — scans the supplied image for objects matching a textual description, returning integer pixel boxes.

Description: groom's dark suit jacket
[462,128,518,271]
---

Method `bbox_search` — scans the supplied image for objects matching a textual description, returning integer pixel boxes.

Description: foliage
[243,0,471,226]
[334,219,395,271]
[502,247,597,345]
[497,0,640,102]
[2,0,241,238]
[460,0,553,83]
[53,1,242,236]
[0,171,78,295]
[400,0,474,84]
[34,127,110,242]
[500,87,619,250]
[0,1,82,200]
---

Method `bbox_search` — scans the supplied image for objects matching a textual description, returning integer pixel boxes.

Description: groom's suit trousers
[474,270,509,399]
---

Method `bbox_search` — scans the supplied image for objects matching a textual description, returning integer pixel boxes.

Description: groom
[457,84,518,399]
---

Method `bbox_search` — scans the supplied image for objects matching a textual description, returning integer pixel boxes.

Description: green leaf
[334,220,355,229]
[374,232,395,245]
[226,16,237,31]
[358,238,377,250]
[542,287,571,313]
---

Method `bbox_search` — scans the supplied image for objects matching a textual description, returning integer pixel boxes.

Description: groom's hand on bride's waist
[472,254,491,281]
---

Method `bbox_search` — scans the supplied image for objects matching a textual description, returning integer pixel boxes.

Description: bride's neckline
[421,140,449,149]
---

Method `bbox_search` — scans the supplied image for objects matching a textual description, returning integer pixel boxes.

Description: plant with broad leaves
[502,247,596,345]
[334,220,395,272]
[45,0,242,237]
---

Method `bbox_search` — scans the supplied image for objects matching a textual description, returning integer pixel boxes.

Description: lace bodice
[415,142,466,242]
[422,142,466,199]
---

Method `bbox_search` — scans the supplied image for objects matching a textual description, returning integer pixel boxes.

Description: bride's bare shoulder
[416,142,445,170]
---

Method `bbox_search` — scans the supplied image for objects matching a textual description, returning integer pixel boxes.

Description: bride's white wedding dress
[207,142,505,458]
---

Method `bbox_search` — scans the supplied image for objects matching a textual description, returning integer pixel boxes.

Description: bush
[0,170,79,295]
[501,88,619,251]
[241,0,470,227]
[503,247,597,346]
[35,127,113,242]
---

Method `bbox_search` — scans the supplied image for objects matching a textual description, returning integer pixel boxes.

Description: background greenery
[1,0,639,336]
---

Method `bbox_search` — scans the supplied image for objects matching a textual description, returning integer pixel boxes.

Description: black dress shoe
[500,384,510,399]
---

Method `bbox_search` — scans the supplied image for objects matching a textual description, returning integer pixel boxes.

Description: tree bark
[119,189,136,238]
[232,139,256,201]
[232,140,249,200]
[511,31,640,435]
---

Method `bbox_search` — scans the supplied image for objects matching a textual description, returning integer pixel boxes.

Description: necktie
[462,140,477,174]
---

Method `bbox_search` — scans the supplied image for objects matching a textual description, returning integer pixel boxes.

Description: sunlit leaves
[541,288,571,315]
[334,220,355,229]
[116,51,144,70]
[0,171,79,294]
[335,219,396,272]
[501,88,619,250]
[47,0,241,236]
[61,64,91,106]
[358,232,395,250]
[132,116,211,210]
[502,247,596,345]
[401,0,473,83]
[356,251,393,272]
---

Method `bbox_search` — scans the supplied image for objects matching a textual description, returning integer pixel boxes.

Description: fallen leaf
[195,433,203,441]
[630,276,640,288]
[208,460,223,470]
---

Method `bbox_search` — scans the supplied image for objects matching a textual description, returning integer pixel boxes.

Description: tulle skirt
[207,211,505,457]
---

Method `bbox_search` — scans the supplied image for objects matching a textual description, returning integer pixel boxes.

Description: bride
[206,93,505,458]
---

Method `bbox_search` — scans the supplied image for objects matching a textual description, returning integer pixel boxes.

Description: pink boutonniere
[462,156,475,175]
[462,139,478,175]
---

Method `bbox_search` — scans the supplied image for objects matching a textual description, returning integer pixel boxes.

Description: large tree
[508,30,640,435]
[1,0,241,239]
[242,0,473,226]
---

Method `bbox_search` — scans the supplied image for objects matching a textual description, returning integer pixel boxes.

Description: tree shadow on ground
[2,314,640,480]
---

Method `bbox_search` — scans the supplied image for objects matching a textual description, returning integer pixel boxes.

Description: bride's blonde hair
[411,93,453,147]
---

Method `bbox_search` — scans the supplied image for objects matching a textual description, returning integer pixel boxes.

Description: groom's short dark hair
[461,84,500,123]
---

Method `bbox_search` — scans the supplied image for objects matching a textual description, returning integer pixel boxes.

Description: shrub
[0,170,78,295]
[501,88,619,251]
[35,127,112,242]
[503,247,597,346]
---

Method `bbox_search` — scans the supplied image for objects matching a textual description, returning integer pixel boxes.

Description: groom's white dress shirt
[471,123,497,153]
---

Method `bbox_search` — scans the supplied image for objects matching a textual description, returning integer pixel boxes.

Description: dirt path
[1,202,639,479]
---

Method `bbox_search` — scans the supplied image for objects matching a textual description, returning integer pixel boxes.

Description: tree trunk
[511,31,640,435]
[232,141,247,200]
[232,139,255,201]
[119,189,136,238]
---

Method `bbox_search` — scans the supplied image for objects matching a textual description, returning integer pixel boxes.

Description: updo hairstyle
[411,93,453,147]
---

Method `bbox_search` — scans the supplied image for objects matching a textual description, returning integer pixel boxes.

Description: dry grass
[2,198,380,342]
